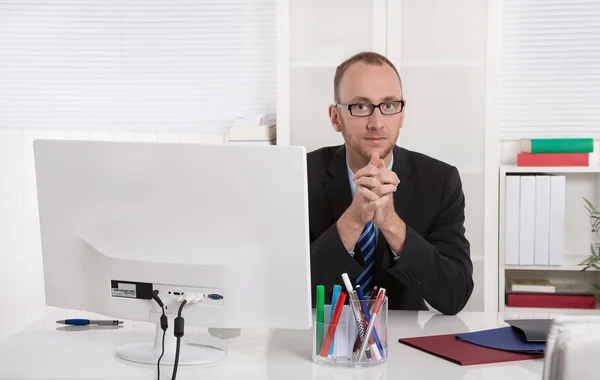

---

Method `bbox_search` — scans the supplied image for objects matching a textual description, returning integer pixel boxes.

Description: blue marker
[329,285,342,355]
[355,286,383,356]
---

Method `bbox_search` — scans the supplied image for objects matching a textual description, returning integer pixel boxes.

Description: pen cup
[312,296,388,367]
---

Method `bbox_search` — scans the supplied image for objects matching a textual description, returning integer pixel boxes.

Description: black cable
[152,290,168,380]
[171,300,188,380]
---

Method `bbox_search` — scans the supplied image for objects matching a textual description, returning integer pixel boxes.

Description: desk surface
[0,309,543,380]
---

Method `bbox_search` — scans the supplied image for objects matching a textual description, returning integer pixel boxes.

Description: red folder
[398,333,544,366]
[506,293,596,309]
[517,153,589,167]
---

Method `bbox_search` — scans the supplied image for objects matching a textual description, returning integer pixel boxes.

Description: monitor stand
[115,312,226,366]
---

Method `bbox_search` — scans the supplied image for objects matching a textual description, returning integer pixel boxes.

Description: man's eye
[384,103,394,109]
[356,104,367,110]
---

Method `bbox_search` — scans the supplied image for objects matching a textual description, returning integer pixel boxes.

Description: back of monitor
[34,139,311,330]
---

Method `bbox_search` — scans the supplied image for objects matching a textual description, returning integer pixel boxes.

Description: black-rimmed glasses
[336,100,405,117]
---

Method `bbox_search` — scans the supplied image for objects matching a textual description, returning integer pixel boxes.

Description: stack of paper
[228,116,276,146]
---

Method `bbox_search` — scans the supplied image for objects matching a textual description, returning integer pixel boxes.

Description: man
[308,51,473,315]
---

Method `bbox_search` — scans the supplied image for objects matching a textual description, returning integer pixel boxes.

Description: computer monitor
[33,139,312,366]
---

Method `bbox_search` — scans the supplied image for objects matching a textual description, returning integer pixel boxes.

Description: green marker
[316,285,325,353]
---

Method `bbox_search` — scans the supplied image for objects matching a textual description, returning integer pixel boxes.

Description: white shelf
[504,306,600,315]
[504,255,587,271]
[501,164,600,174]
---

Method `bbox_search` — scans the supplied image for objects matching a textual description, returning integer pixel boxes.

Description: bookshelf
[501,164,600,174]
[504,254,588,272]
[498,164,600,315]
[504,306,600,316]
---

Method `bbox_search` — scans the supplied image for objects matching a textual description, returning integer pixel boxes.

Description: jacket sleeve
[383,166,474,315]
[309,223,362,304]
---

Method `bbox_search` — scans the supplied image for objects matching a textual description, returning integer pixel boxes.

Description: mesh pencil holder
[312,296,388,367]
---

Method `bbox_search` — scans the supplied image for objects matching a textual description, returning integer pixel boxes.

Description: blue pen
[57,319,123,326]
[329,285,342,355]
[355,286,384,356]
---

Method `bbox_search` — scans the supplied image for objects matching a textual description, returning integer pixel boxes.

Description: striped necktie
[355,221,376,296]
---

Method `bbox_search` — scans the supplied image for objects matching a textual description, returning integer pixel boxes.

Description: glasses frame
[336,99,405,117]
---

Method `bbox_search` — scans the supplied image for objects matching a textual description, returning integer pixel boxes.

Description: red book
[506,293,596,309]
[398,333,543,366]
[517,153,589,167]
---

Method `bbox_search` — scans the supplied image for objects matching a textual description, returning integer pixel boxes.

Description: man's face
[331,62,405,161]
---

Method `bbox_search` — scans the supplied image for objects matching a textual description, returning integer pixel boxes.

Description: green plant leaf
[584,197,595,210]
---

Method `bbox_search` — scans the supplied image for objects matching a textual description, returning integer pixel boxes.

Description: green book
[520,138,594,153]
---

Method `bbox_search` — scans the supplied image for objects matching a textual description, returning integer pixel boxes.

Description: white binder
[534,176,551,265]
[519,176,536,266]
[549,176,566,266]
[505,175,521,265]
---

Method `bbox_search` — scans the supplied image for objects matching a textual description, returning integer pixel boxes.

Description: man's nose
[367,107,385,130]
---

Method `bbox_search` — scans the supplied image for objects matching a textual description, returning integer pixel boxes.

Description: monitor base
[115,313,226,366]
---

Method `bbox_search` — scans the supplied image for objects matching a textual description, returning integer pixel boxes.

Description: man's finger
[357,186,380,202]
[377,169,400,186]
[355,176,382,189]
[353,165,379,181]
[372,195,389,209]
[370,152,380,166]
[375,184,398,197]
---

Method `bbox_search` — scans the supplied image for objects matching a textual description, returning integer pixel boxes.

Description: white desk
[0,309,543,380]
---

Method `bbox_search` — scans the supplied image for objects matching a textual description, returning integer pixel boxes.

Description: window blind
[500,0,600,139]
[0,0,276,133]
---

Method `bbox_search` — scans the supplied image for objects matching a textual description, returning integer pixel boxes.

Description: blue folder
[455,327,545,354]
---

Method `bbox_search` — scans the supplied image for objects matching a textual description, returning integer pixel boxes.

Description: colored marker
[341,273,371,359]
[316,285,325,353]
[329,284,342,355]
[319,291,347,357]
[356,285,383,359]
[358,288,386,361]
[368,286,378,309]
[352,285,377,353]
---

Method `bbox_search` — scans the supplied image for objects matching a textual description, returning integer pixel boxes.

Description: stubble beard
[340,118,399,162]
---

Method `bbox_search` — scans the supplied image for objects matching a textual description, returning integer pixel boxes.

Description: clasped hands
[349,152,400,230]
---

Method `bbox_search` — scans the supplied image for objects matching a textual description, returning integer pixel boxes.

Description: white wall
[398,0,487,311]
[0,130,225,339]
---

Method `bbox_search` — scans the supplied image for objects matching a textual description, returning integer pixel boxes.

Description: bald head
[333,51,403,103]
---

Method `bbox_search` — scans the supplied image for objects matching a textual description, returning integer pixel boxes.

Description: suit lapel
[323,145,365,264]
[391,145,413,221]
[323,145,353,223]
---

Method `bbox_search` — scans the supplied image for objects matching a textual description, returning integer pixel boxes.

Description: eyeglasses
[336,100,405,117]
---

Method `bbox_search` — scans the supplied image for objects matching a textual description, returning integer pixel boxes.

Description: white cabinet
[498,164,600,317]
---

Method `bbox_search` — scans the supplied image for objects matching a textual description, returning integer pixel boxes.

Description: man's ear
[329,104,342,133]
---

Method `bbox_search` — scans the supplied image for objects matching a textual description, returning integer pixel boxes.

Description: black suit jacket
[308,144,474,315]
